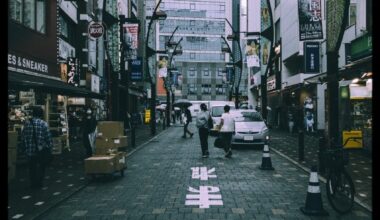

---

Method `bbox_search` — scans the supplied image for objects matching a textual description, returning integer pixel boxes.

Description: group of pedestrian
[183,104,234,158]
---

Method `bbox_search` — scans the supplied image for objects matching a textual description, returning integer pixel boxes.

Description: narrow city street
[28,123,372,220]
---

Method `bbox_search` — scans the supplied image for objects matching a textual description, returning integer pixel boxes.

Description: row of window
[188,84,226,95]
[186,68,225,78]
[9,0,46,34]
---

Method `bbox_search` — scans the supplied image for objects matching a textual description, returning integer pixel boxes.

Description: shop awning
[8,71,105,99]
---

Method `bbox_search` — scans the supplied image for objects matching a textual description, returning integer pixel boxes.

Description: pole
[298,128,304,161]
[145,0,164,135]
[327,51,340,147]
[120,15,130,121]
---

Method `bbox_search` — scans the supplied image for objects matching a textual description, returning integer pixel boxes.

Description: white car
[209,101,235,135]
[231,110,269,147]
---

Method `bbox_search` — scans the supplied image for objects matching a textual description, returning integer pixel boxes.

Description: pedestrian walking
[182,106,194,138]
[21,106,53,189]
[196,103,211,158]
[218,105,234,158]
[82,107,97,158]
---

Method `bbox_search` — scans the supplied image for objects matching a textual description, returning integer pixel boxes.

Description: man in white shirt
[219,105,234,158]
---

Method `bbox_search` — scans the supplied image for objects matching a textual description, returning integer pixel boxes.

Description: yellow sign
[342,130,363,149]
[144,109,151,124]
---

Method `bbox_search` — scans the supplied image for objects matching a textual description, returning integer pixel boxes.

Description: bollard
[299,129,304,161]
[318,132,326,174]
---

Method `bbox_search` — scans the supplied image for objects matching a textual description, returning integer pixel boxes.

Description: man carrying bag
[21,106,53,189]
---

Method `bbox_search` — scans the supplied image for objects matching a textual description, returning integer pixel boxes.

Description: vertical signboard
[130,58,143,81]
[91,74,100,93]
[304,42,320,73]
[67,57,79,86]
[247,0,261,33]
[246,39,260,68]
[157,55,168,78]
[123,23,139,60]
[298,0,323,41]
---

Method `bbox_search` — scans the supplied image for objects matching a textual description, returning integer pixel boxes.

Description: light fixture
[351,78,360,84]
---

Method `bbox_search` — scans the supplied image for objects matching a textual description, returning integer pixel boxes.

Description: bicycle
[324,137,360,214]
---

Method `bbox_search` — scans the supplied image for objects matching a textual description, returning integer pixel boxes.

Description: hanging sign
[67,57,79,86]
[298,0,323,41]
[304,42,320,73]
[88,22,105,39]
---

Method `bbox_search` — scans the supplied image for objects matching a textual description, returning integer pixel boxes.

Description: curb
[271,147,372,213]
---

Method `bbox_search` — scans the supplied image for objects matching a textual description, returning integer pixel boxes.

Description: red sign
[88,22,104,39]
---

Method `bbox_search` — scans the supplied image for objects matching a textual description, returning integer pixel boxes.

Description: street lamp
[224,19,243,109]
[145,0,167,135]
[163,26,179,127]
[221,35,235,101]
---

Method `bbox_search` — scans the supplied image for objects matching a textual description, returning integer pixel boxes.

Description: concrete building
[155,0,233,101]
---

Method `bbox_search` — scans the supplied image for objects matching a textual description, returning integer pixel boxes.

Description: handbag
[207,115,213,129]
[32,119,53,166]
[213,137,224,149]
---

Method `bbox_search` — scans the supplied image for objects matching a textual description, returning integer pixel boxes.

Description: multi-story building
[245,0,372,152]
[156,0,233,101]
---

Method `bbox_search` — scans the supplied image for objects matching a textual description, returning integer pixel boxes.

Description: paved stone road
[38,123,372,220]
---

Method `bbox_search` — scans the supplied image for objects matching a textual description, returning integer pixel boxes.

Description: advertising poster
[245,39,260,68]
[157,55,168,78]
[124,23,139,60]
[298,0,323,41]
[130,58,143,81]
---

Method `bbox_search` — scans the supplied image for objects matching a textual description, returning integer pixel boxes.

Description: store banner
[124,23,139,60]
[298,0,323,41]
[246,39,260,68]
[130,58,143,81]
[304,42,320,73]
[157,55,168,78]
[67,57,79,86]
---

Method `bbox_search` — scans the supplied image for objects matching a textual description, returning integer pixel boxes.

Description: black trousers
[29,155,46,188]
[183,122,192,137]
[83,133,92,157]
[220,132,233,153]
[198,127,209,155]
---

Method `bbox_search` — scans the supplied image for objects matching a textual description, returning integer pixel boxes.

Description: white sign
[8,53,49,74]
[91,74,100,93]
[191,167,216,181]
[59,0,78,23]
[59,38,75,59]
[247,0,261,33]
[185,186,223,208]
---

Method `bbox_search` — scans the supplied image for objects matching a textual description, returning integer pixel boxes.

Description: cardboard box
[8,131,18,149]
[97,121,124,138]
[95,146,118,155]
[84,155,116,174]
[113,152,127,171]
[111,136,128,148]
[8,148,17,167]
[95,137,112,148]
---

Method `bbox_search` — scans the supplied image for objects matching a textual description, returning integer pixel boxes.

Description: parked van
[189,101,210,117]
[209,101,235,135]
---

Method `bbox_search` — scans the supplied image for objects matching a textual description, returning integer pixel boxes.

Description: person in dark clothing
[196,103,211,158]
[182,106,194,138]
[82,108,97,157]
[21,106,52,189]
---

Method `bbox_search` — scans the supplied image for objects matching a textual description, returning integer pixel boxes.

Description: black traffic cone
[300,165,329,216]
[259,144,274,170]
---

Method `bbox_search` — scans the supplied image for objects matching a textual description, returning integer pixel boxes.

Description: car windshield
[234,112,263,122]
[211,106,235,117]
[211,106,225,117]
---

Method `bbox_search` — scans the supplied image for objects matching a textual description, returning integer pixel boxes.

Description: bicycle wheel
[326,169,355,214]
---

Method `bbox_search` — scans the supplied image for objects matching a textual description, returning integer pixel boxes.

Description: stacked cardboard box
[84,121,128,175]
[8,131,18,182]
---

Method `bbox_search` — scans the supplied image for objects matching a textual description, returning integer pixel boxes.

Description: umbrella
[173,99,192,108]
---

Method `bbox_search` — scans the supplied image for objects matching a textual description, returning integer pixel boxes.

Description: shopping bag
[214,137,224,149]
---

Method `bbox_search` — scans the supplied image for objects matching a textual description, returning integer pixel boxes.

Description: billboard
[298,0,323,41]
[123,23,139,60]
[304,42,320,73]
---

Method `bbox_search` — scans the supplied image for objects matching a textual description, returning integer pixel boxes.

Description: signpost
[88,22,105,39]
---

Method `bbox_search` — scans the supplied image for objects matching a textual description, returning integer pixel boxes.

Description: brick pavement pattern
[38,123,372,220]
[269,129,372,210]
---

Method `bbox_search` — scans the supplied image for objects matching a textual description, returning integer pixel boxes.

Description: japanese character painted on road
[185,186,223,208]
[191,167,217,181]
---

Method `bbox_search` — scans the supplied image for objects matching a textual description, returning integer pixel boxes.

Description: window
[190,3,195,10]
[10,0,46,33]
[202,84,211,94]
[348,3,357,27]
[188,84,196,95]
[203,68,210,77]
[190,20,195,26]
[59,15,76,44]
[188,68,196,78]
[190,53,196,59]
[220,4,225,11]
[217,68,224,77]
[216,85,225,95]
